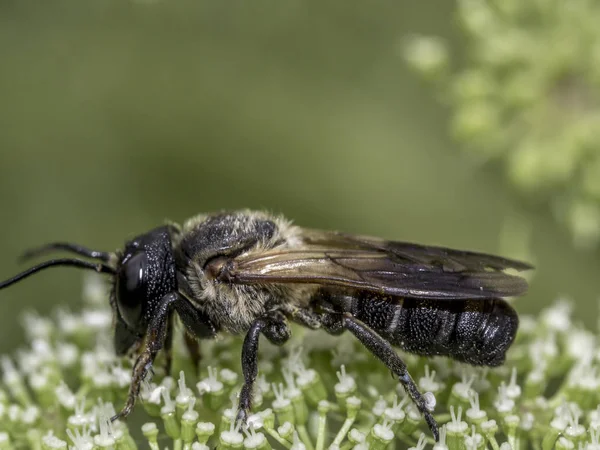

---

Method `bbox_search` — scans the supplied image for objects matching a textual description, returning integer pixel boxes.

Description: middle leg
[237,311,291,424]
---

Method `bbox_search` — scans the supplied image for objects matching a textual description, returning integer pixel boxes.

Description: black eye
[116,252,148,330]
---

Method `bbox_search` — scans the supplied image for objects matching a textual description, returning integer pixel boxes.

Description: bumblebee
[0,210,532,440]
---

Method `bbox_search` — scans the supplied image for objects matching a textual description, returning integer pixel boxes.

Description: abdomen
[333,291,518,366]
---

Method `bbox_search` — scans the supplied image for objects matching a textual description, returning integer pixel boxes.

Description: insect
[0,210,532,440]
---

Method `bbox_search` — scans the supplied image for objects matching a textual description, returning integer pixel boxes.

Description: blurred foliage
[404,0,600,250]
[1,0,600,357]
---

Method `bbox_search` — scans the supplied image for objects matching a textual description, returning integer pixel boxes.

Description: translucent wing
[219,230,532,300]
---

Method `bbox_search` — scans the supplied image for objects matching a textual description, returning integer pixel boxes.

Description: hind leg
[320,311,439,441]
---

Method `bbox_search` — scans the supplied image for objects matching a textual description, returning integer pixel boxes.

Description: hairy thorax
[187,265,290,333]
[174,210,311,334]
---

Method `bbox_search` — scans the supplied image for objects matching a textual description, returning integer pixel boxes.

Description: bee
[0,210,532,440]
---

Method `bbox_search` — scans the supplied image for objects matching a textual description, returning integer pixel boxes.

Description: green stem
[263,428,292,449]
[331,416,356,447]
[297,426,314,450]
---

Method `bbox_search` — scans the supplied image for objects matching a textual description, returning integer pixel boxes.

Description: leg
[184,332,202,374]
[322,312,439,441]
[175,297,218,371]
[237,313,290,424]
[174,296,218,339]
[262,311,292,345]
[176,297,218,375]
[163,313,174,377]
[111,292,179,421]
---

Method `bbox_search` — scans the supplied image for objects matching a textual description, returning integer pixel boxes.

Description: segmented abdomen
[333,291,518,366]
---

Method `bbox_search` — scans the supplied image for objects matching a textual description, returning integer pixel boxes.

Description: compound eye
[116,252,148,329]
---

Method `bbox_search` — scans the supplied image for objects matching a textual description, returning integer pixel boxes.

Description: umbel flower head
[1,274,600,449]
[403,0,600,250]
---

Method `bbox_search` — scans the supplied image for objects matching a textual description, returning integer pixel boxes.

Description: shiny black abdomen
[328,291,518,366]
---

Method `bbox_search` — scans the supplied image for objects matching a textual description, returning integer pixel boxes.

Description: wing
[218,229,532,300]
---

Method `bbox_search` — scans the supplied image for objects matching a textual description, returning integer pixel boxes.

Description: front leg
[174,296,218,374]
[111,292,179,421]
[237,312,290,424]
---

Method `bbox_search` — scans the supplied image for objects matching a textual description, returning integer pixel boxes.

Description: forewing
[221,230,531,299]
[300,229,533,272]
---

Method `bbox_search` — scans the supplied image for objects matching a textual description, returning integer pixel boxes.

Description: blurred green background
[1,0,599,355]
